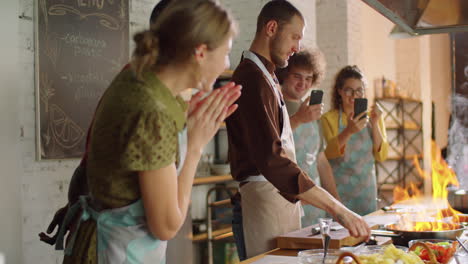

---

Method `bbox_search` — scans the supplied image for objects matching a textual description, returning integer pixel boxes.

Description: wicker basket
[335,252,362,264]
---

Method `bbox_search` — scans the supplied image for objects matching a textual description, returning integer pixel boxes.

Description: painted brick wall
[221,0,316,69]
[347,0,363,68]
[357,1,397,103]
[316,0,396,110]
[16,0,317,263]
[316,0,349,111]
[396,38,422,100]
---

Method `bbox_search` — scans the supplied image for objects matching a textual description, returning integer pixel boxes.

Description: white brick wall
[290,0,317,50]
[396,38,422,99]
[316,0,396,110]
[316,0,349,111]
[220,0,269,68]
[347,0,363,67]
[221,0,316,69]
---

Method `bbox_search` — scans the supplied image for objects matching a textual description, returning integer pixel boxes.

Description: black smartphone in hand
[354,98,368,119]
[309,90,323,105]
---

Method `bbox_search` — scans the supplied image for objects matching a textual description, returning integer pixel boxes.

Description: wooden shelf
[386,125,421,131]
[213,231,234,241]
[209,198,232,208]
[193,175,233,185]
[191,226,232,242]
[376,96,421,103]
[386,154,423,161]
[378,183,396,191]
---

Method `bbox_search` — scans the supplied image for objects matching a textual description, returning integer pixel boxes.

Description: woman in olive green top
[59,1,240,263]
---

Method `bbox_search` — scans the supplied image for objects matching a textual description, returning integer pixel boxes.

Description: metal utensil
[456,237,468,253]
[322,234,331,264]
[352,242,366,253]
[310,226,320,236]
[370,222,465,246]
[318,218,333,263]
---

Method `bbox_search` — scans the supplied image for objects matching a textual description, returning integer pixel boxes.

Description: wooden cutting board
[276,224,366,250]
[276,212,399,250]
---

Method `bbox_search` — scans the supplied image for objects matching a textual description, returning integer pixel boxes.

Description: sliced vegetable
[413,241,458,264]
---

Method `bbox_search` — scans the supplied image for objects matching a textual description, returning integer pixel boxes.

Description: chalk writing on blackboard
[36,0,129,159]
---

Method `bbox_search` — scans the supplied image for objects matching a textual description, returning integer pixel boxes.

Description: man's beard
[270,35,288,68]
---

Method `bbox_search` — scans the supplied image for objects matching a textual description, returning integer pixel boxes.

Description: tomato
[414,241,458,264]
[418,249,430,261]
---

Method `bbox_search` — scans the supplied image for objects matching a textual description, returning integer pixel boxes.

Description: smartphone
[354,98,368,119]
[309,90,323,105]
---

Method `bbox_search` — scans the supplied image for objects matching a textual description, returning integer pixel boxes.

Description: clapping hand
[187,82,241,153]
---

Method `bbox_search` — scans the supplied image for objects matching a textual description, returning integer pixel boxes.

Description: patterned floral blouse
[63,68,187,264]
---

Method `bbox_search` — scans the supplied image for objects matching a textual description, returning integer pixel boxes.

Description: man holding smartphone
[276,49,340,227]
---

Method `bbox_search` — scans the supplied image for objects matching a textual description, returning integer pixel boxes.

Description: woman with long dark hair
[321,65,388,216]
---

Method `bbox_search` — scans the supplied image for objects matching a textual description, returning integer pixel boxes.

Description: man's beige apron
[240,51,302,258]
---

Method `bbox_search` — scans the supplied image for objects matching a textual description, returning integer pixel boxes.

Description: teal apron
[328,110,377,216]
[56,129,188,264]
[293,120,327,227]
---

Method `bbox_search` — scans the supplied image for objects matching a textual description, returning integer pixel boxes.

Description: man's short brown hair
[256,0,303,34]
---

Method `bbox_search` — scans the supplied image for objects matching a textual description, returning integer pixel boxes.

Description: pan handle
[370,229,401,237]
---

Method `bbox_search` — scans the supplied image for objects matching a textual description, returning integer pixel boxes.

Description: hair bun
[133,31,159,57]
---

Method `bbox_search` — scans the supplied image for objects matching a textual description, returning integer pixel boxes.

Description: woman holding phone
[58,1,240,263]
[321,65,388,216]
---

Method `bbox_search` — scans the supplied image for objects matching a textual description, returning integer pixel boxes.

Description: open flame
[391,141,460,231]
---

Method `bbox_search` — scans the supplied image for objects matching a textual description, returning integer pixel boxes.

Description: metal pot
[371,222,465,246]
[448,187,468,213]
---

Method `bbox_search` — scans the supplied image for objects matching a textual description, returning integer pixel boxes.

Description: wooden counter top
[241,209,393,263]
[241,201,468,263]
[192,174,232,185]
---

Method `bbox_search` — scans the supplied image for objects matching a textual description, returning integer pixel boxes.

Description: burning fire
[391,141,461,231]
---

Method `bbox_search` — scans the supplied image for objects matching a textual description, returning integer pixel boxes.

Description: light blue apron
[293,120,327,227]
[56,129,187,264]
[327,110,377,216]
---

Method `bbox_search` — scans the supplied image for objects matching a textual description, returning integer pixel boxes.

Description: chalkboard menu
[36,0,129,159]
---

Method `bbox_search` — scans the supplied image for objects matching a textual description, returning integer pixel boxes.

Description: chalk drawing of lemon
[50,104,85,149]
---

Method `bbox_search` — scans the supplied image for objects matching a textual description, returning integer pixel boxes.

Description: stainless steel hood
[361,0,468,35]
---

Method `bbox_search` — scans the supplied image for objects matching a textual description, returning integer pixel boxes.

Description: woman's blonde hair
[131,0,237,80]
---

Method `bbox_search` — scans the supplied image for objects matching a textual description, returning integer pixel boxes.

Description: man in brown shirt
[226,0,370,258]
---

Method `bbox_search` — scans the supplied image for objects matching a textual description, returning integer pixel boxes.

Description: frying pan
[370,222,465,246]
